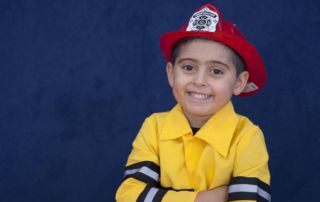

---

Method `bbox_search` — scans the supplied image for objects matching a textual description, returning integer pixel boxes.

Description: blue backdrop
[1,0,319,201]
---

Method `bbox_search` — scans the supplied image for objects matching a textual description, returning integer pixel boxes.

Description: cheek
[172,75,191,101]
[172,80,185,97]
[173,74,188,89]
[210,79,236,95]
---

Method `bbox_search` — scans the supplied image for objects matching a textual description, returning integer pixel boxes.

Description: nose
[192,71,207,87]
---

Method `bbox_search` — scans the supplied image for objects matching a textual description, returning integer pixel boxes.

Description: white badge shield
[186,7,219,32]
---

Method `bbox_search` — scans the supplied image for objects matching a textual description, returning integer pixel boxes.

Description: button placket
[183,134,204,189]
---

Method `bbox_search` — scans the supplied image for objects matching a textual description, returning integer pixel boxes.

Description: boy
[116,3,271,202]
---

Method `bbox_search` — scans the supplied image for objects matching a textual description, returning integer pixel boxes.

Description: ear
[233,71,249,95]
[166,62,174,88]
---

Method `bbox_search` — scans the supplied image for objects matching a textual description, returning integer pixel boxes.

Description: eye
[182,64,194,71]
[211,68,223,75]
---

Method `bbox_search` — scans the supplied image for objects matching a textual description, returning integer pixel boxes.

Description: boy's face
[166,39,249,127]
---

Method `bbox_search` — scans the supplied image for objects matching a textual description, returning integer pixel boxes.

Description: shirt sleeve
[115,115,198,202]
[228,126,271,202]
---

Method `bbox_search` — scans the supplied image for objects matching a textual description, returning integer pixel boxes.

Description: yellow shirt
[116,102,271,202]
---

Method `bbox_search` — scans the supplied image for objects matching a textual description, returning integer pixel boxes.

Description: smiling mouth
[188,91,213,100]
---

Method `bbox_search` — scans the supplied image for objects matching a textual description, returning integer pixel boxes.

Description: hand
[195,186,228,202]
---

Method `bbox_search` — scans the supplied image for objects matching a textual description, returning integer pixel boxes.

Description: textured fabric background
[1,0,319,201]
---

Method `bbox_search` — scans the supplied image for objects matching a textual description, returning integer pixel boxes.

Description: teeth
[190,92,211,100]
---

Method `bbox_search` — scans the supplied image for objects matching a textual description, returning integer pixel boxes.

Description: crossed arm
[116,177,228,202]
[195,186,228,202]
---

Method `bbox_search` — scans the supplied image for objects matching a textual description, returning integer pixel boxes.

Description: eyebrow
[176,58,230,69]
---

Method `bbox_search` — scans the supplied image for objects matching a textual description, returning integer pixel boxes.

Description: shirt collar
[161,101,239,157]
[196,101,239,157]
[161,104,192,140]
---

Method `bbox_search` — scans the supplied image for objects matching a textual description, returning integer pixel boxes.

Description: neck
[183,111,211,128]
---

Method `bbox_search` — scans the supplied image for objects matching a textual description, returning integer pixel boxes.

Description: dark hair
[171,37,245,76]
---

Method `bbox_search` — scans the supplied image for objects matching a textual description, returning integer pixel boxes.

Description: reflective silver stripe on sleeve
[229,184,271,201]
[144,187,159,202]
[124,166,159,181]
